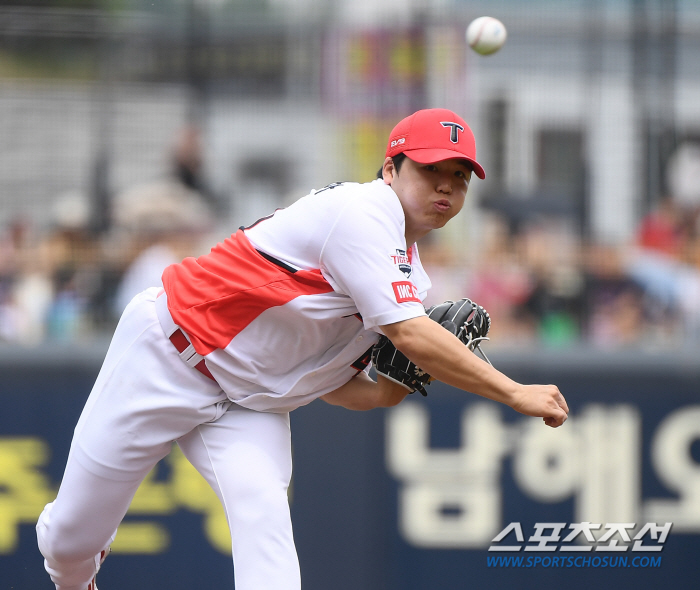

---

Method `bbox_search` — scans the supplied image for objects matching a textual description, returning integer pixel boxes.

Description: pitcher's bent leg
[36,287,228,590]
[177,404,300,590]
[36,456,145,590]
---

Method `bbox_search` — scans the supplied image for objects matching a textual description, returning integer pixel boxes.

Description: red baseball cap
[385,108,485,179]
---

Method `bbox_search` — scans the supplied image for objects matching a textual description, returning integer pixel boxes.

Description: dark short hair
[376,152,407,179]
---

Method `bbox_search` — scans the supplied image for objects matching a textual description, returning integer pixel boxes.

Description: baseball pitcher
[36,108,568,590]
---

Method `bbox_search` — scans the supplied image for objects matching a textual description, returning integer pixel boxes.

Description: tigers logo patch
[390,249,412,278]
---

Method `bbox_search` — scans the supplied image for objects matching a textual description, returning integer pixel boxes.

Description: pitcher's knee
[37,508,101,564]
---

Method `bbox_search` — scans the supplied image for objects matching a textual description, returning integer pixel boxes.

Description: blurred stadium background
[1,0,700,589]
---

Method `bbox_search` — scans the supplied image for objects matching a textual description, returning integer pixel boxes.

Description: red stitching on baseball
[470,19,489,48]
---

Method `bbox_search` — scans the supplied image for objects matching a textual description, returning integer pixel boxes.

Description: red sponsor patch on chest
[392,281,421,303]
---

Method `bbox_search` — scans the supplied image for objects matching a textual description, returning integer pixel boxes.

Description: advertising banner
[1,350,698,589]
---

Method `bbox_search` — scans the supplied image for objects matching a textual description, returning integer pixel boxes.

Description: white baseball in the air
[466,16,507,56]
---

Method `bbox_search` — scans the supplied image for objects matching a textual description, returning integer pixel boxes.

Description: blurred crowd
[421,191,700,350]
[1,131,699,351]
[0,127,219,345]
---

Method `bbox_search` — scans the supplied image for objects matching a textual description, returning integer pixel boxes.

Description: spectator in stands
[110,179,215,316]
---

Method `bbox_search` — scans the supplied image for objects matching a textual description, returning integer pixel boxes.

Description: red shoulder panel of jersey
[162,230,333,355]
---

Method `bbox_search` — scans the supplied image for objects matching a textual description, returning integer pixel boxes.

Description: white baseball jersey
[161,178,431,413]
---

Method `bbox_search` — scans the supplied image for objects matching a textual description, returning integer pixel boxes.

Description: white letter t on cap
[440,122,464,143]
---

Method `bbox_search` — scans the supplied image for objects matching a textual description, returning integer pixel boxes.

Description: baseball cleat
[86,546,110,590]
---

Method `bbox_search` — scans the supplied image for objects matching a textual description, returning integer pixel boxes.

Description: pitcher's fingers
[544,410,567,428]
[558,394,569,414]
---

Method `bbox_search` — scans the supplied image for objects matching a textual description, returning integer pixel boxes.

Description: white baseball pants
[36,287,301,590]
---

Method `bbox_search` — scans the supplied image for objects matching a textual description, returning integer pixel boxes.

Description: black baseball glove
[371,298,491,396]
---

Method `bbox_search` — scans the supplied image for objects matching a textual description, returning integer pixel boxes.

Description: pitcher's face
[384,156,471,243]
